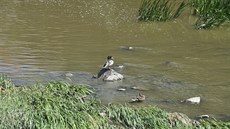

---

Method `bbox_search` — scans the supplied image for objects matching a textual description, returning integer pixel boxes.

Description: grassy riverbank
[0,75,229,129]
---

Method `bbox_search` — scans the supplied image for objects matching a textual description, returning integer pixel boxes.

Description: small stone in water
[117,88,126,91]
[120,46,134,51]
[128,46,133,50]
[65,73,73,77]
[199,115,209,119]
[117,65,124,69]
[131,86,137,90]
[185,97,201,104]
[131,98,138,102]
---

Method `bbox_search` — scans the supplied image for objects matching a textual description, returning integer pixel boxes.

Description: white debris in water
[119,46,133,51]
[198,115,209,119]
[117,88,126,91]
[116,65,124,69]
[131,86,137,90]
[131,98,138,102]
[65,73,73,77]
[185,97,201,104]
[128,46,133,50]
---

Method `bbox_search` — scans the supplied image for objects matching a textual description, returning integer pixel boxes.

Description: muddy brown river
[0,0,230,118]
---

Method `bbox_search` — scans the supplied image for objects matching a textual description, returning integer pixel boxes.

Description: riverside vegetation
[0,75,230,129]
[138,0,186,21]
[138,0,230,29]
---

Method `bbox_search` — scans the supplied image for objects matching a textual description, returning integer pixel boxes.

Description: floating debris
[131,86,137,90]
[130,86,149,91]
[117,88,126,91]
[120,46,134,51]
[127,46,133,50]
[182,97,201,104]
[116,65,125,69]
[198,115,210,119]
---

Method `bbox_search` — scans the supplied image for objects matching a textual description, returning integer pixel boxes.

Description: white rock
[186,97,201,104]
[199,115,209,119]
[117,88,126,91]
[131,98,138,102]
[103,69,124,81]
[65,73,73,77]
[131,87,137,89]
[128,46,133,50]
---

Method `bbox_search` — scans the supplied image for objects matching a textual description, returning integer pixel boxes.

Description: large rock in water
[102,69,124,81]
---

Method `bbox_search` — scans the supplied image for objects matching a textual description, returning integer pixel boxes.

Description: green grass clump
[138,0,186,21]
[107,104,191,128]
[0,80,111,129]
[138,107,171,128]
[0,75,230,129]
[190,0,230,29]
[197,119,230,129]
[108,104,145,128]
[0,74,14,89]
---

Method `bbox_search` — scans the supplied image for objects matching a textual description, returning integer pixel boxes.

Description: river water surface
[0,0,230,118]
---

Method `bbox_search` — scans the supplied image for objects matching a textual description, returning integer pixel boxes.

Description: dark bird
[102,56,114,68]
[94,56,114,79]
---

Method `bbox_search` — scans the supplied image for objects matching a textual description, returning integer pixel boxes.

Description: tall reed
[138,0,186,21]
[190,0,230,29]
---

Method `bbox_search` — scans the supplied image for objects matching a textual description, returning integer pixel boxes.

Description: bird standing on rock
[102,56,114,69]
[94,56,114,79]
